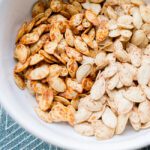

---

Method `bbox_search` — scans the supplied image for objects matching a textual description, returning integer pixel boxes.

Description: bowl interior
[0,0,150,149]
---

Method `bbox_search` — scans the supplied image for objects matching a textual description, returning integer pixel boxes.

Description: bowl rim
[0,0,150,148]
[0,84,150,150]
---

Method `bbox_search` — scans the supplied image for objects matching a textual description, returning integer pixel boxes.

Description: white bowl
[0,0,150,149]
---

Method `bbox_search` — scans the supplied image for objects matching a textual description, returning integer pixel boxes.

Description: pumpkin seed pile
[13,0,150,140]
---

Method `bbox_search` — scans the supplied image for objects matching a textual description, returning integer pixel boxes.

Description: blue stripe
[12,135,34,150]
[1,131,28,150]
[23,138,42,150]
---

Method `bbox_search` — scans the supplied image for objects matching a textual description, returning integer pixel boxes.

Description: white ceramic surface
[0,0,150,150]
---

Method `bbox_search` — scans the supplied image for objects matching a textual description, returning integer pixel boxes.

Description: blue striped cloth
[0,105,64,150]
[0,104,149,150]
